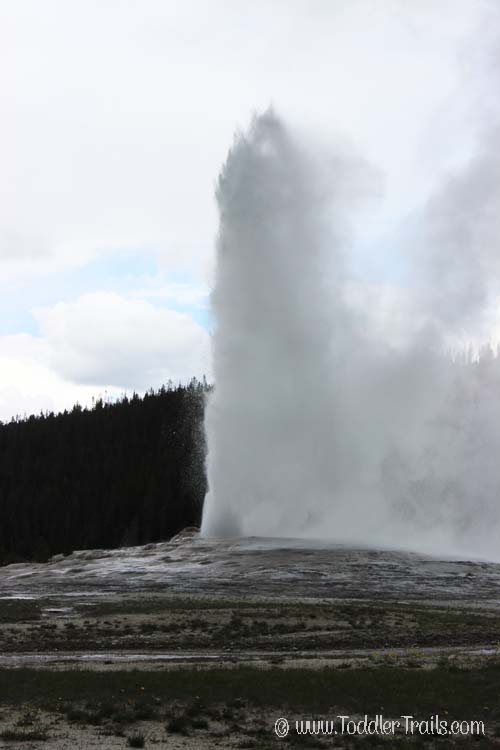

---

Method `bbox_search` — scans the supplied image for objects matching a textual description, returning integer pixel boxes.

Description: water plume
[201,110,500,561]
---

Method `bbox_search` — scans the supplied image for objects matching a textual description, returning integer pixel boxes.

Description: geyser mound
[201,111,500,561]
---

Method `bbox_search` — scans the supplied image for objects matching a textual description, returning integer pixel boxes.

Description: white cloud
[129,280,209,308]
[1,0,488,285]
[0,334,98,422]
[0,291,211,421]
[34,292,211,389]
[1,0,498,418]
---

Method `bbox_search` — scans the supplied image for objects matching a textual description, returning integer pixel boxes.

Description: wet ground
[1,532,500,747]
[3,529,500,602]
[1,530,500,670]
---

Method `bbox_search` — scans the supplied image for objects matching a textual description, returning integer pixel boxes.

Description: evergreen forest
[0,379,209,565]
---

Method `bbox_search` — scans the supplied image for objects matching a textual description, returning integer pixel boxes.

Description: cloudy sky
[1,0,498,421]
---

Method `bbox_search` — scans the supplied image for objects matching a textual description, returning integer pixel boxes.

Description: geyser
[201,111,500,560]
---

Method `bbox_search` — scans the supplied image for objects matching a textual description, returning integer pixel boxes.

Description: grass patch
[77,595,278,617]
[6,596,499,655]
[0,663,499,721]
[0,599,41,623]
[127,733,145,748]
[63,697,158,726]
[191,717,209,729]
[166,714,190,734]
[0,727,48,741]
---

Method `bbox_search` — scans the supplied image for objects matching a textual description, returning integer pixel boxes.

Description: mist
[201,110,500,561]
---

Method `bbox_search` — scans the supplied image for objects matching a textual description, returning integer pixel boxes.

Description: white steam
[201,110,500,561]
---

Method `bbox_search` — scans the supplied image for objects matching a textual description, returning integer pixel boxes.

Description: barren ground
[1,531,500,748]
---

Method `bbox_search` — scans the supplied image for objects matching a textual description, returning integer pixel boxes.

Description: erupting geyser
[201,111,500,561]
[202,112,345,538]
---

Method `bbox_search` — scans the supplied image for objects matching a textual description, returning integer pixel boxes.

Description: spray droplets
[202,111,500,561]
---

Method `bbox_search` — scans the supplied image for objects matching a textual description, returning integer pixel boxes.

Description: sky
[1,0,498,422]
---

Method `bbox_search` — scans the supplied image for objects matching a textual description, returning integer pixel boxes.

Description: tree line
[0,378,209,565]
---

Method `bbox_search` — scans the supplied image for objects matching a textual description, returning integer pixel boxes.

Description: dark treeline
[0,378,209,566]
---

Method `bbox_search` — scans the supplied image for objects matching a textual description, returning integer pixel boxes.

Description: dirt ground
[1,532,500,747]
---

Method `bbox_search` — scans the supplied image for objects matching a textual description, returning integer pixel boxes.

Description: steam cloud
[201,110,500,561]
